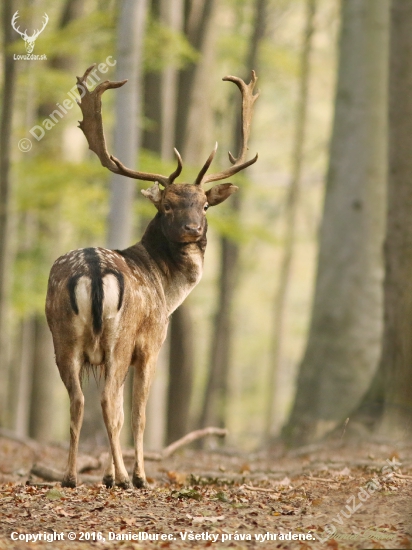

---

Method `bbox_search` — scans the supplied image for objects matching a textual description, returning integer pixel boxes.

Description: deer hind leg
[101,370,130,489]
[101,402,124,488]
[131,352,158,488]
[102,451,115,488]
[58,359,84,488]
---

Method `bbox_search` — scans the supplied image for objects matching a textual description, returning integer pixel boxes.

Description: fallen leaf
[45,489,63,500]
[171,488,202,500]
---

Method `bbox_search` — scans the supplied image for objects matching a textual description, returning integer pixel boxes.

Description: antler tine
[194,142,218,186]
[197,71,259,186]
[76,64,181,187]
[168,148,183,184]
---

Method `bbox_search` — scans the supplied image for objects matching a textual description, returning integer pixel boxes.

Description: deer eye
[164,203,171,212]
[204,203,209,212]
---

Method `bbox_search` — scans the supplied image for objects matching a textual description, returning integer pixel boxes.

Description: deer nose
[184,223,202,235]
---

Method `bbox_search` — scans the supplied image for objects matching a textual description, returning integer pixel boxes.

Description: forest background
[0,0,410,458]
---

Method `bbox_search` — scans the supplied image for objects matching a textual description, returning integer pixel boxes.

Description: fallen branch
[31,464,65,482]
[30,464,102,485]
[306,476,340,483]
[0,427,40,452]
[30,427,228,483]
[242,484,279,493]
[394,473,412,480]
[0,428,103,477]
[126,427,229,461]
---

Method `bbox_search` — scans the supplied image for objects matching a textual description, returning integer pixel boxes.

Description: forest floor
[0,434,412,550]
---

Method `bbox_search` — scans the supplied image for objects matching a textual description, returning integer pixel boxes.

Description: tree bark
[175,0,215,152]
[283,0,389,446]
[378,0,412,439]
[83,0,148,447]
[107,0,148,250]
[166,303,194,443]
[199,0,267,430]
[29,318,59,442]
[0,0,17,426]
[166,0,216,443]
[143,0,184,450]
[264,0,316,440]
[13,318,36,437]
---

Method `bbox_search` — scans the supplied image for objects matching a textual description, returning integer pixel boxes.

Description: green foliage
[144,17,198,72]
[13,157,108,317]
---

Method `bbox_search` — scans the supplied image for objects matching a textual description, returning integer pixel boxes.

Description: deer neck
[139,213,206,313]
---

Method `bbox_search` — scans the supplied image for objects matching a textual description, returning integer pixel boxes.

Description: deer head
[11,11,49,54]
[75,65,259,241]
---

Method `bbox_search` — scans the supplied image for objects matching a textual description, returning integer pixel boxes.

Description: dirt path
[0,437,411,549]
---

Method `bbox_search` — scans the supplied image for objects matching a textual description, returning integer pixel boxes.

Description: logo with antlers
[11,11,49,54]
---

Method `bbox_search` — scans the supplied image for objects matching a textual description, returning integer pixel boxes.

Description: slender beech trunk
[143,0,184,449]
[23,0,85,442]
[378,0,412,439]
[14,319,35,436]
[283,0,389,446]
[82,0,148,447]
[175,0,215,152]
[166,0,216,443]
[199,0,266,430]
[29,317,58,441]
[0,0,17,426]
[166,303,195,443]
[107,0,148,250]
[264,0,316,440]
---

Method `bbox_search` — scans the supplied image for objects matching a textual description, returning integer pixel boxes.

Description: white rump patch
[102,273,121,318]
[75,276,92,324]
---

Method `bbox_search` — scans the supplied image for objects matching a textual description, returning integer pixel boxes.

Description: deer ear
[141,182,163,206]
[206,183,238,206]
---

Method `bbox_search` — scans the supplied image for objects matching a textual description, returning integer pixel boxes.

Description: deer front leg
[101,374,130,489]
[131,353,157,488]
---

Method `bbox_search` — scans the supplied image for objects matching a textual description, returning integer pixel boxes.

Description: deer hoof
[102,475,114,488]
[62,476,77,488]
[116,479,132,490]
[132,474,147,489]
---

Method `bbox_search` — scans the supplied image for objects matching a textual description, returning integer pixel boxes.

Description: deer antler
[76,65,182,187]
[11,11,28,39]
[194,71,259,186]
[31,13,49,40]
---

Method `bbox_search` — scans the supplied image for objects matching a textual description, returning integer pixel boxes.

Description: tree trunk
[166,304,194,444]
[107,0,148,250]
[160,0,184,160]
[264,0,316,440]
[0,0,17,427]
[283,0,389,446]
[82,0,148,447]
[199,0,267,430]
[143,0,184,449]
[29,318,59,442]
[21,0,85,443]
[175,0,215,152]
[13,319,36,437]
[166,0,216,442]
[378,0,412,439]
[199,236,239,428]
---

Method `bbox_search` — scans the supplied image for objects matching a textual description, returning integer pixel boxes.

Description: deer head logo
[11,11,49,54]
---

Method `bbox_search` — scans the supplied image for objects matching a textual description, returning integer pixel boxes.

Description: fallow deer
[46,65,259,489]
